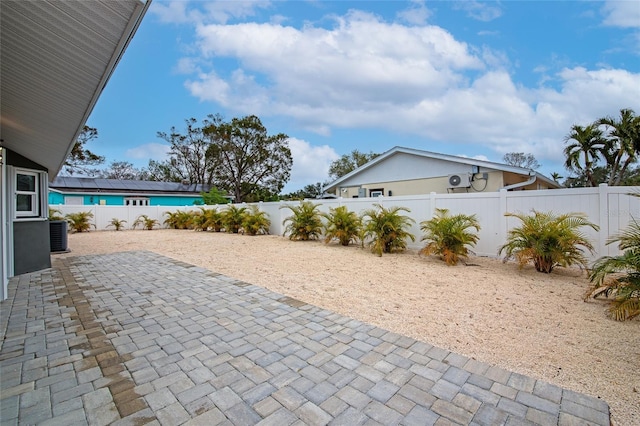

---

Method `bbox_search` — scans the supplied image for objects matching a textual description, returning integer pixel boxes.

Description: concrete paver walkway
[0,251,610,425]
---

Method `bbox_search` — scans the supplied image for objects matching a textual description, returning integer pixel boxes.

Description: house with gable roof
[49,177,217,207]
[323,146,561,198]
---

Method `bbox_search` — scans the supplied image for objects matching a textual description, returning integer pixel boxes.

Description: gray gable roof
[325,146,560,190]
[50,177,211,195]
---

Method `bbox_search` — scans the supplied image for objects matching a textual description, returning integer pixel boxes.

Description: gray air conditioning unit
[448,173,471,188]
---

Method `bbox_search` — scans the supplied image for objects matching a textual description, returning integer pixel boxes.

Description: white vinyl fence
[52,184,640,262]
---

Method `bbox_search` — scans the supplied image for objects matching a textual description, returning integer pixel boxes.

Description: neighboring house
[49,177,212,207]
[323,146,561,198]
[0,0,150,300]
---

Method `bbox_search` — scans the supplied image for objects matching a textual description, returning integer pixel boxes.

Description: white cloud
[452,1,503,22]
[151,1,271,25]
[125,143,171,161]
[286,138,339,191]
[174,6,639,170]
[602,1,640,28]
[397,0,432,25]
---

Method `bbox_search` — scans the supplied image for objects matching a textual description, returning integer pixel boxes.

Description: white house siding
[337,153,481,187]
[335,170,508,197]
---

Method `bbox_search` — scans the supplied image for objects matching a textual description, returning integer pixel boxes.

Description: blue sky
[87,0,640,192]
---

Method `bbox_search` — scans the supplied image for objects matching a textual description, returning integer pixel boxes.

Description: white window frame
[125,197,150,206]
[14,169,41,218]
[369,190,383,198]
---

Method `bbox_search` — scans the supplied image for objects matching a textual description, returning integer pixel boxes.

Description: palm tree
[550,172,563,184]
[420,209,481,265]
[498,210,599,273]
[563,124,606,187]
[597,108,640,186]
[361,204,415,256]
[322,205,361,246]
[242,205,271,236]
[281,201,324,241]
[587,217,640,320]
[221,205,247,234]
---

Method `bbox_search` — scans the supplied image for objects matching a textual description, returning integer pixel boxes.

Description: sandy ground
[58,229,639,425]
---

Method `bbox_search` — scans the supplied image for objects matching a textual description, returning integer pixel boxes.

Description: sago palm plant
[133,214,159,230]
[65,211,95,233]
[192,207,224,232]
[322,206,361,246]
[222,205,247,234]
[361,203,415,256]
[281,201,323,241]
[106,218,127,231]
[498,210,599,273]
[586,218,640,321]
[242,205,271,236]
[204,208,224,232]
[164,210,193,229]
[420,208,480,265]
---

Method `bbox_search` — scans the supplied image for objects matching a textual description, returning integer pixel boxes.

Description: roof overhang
[0,0,150,179]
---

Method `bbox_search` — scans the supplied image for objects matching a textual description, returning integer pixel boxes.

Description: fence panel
[50,184,640,261]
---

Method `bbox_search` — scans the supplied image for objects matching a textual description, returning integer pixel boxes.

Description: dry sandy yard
[59,229,640,425]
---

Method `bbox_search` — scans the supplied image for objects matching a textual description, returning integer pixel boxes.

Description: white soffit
[0,0,149,177]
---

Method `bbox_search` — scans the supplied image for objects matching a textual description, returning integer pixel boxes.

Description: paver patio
[0,251,610,425]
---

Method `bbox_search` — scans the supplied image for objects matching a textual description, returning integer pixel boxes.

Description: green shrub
[420,208,480,265]
[164,210,193,229]
[65,211,94,233]
[107,218,127,231]
[322,206,361,246]
[498,210,598,273]
[587,218,640,320]
[222,205,247,233]
[242,205,271,236]
[133,215,159,230]
[49,208,65,221]
[200,187,230,205]
[361,203,415,256]
[281,201,323,241]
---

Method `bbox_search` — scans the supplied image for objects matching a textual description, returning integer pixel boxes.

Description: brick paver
[0,251,611,425]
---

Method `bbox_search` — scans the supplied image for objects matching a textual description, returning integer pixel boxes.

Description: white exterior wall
[52,185,640,262]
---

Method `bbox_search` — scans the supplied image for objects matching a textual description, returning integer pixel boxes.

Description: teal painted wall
[48,191,202,206]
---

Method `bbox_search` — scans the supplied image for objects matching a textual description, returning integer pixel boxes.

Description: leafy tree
[597,108,640,186]
[200,187,230,205]
[281,201,324,241]
[100,161,144,180]
[62,126,105,176]
[154,115,226,185]
[361,204,415,256]
[498,210,599,273]
[283,182,329,200]
[420,209,480,265]
[322,206,362,246]
[205,115,292,203]
[586,217,640,321]
[502,152,540,169]
[328,150,380,180]
[563,124,606,187]
[143,159,178,182]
